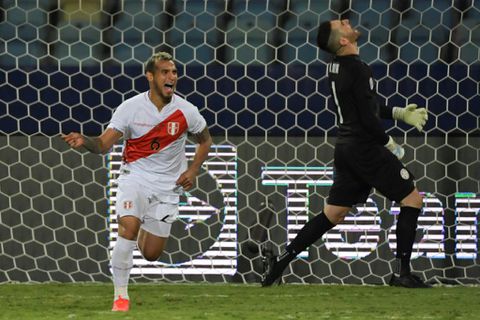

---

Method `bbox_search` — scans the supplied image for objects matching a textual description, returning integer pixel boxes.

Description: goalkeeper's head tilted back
[261,20,432,289]
[317,19,428,156]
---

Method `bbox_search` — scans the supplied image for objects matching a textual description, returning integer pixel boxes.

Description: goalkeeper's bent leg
[111,236,136,300]
[262,211,338,286]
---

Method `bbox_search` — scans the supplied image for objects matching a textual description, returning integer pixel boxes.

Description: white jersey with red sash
[107,92,207,203]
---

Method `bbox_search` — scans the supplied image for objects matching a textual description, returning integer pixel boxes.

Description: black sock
[279,212,335,264]
[395,206,421,276]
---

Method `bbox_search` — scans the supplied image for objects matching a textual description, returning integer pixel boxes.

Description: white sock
[111,236,136,300]
[114,286,129,301]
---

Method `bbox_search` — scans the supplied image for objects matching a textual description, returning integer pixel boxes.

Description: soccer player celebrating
[261,20,429,288]
[62,52,212,310]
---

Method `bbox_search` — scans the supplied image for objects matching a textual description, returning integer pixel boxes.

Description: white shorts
[115,181,178,237]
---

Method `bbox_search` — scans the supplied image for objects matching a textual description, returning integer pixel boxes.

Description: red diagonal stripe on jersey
[123,109,188,163]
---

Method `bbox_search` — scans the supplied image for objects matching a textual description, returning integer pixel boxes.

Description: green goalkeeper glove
[385,136,405,160]
[392,104,428,132]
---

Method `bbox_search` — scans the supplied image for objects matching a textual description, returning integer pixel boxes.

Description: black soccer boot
[261,250,285,287]
[389,273,432,288]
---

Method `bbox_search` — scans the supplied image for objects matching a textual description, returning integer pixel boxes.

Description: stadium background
[0,0,478,285]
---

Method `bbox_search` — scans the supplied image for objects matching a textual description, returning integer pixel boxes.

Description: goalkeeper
[262,19,429,288]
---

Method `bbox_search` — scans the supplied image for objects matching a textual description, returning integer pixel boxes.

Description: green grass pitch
[1,283,479,319]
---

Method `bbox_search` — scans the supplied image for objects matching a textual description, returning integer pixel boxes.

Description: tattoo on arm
[82,128,122,154]
[188,127,212,172]
[193,127,211,144]
[83,136,103,154]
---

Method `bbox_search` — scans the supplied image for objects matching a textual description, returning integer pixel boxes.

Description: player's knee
[325,206,350,225]
[143,254,159,262]
[118,216,141,240]
[412,195,423,208]
[138,242,164,261]
[401,189,423,209]
[331,212,347,224]
[141,250,162,262]
[118,229,138,241]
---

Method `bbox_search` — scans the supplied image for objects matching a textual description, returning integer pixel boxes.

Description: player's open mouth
[165,83,174,93]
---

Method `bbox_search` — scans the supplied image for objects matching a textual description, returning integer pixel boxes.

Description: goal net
[0,0,479,285]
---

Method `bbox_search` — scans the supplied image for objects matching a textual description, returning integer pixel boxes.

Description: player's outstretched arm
[392,104,428,132]
[61,128,122,154]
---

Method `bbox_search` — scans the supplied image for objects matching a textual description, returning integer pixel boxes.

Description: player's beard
[152,82,173,104]
[353,29,361,41]
[348,28,361,43]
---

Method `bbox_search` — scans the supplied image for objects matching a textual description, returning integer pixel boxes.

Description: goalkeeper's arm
[385,136,405,160]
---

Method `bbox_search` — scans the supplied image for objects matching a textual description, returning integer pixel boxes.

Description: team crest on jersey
[400,168,410,180]
[123,201,133,210]
[167,122,180,135]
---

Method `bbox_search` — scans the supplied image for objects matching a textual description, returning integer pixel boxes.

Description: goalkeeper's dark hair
[317,21,333,53]
[145,52,174,74]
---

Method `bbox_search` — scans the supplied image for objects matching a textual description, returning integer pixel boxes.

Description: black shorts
[327,142,415,207]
